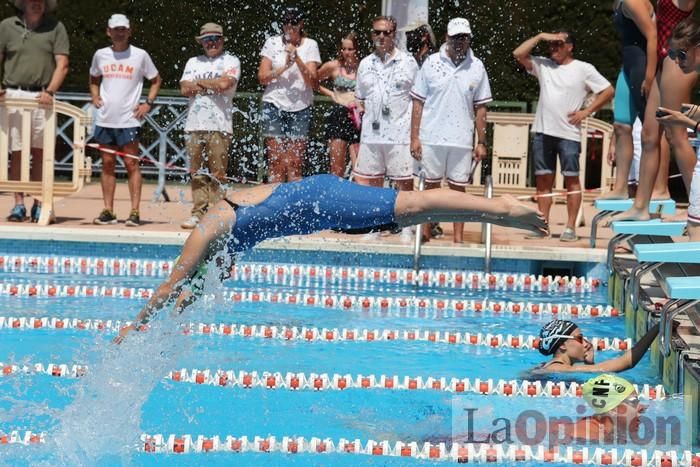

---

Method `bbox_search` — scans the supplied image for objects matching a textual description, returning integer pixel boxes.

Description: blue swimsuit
[226,175,398,254]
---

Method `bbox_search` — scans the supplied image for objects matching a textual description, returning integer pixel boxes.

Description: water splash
[46,315,191,464]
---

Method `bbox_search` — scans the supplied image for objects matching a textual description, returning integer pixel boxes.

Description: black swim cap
[538,319,578,356]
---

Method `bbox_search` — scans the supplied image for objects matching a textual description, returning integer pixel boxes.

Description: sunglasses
[200,35,222,44]
[372,29,394,37]
[449,34,471,42]
[668,47,690,62]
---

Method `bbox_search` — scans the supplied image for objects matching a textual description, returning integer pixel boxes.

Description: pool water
[0,248,687,465]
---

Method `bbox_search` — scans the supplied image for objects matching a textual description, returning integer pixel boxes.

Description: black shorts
[324,104,360,143]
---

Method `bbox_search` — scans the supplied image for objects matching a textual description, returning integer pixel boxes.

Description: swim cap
[582,374,635,414]
[538,319,578,356]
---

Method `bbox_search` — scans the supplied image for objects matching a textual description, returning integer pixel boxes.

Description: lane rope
[1,430,698,464]
[0,317,631,352]
[0,362,664,399]
[0,255,603,293]
[0,284,618,317]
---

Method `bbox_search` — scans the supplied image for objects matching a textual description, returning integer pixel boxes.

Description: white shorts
[2,89,46,152]
[413,144,472,186]
[688,153,700,224]
[353,143,412,180]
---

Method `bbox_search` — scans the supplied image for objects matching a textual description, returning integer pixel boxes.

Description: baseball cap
[538,319,578,356]
[195,22,224,40]
[108,14,130,29]
[447,17,472,36]
[582,374,635,414]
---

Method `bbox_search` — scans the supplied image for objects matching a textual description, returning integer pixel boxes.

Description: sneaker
[390,225,402,235]
[30,203,40,223]
[430,223,443,238]
[181,215,200,229]
[124,210,140,227]
[560,228,579,242]
[93,209,118,225]
[7,204,26,222]
[524,231,551,239]
[400,226,414,245]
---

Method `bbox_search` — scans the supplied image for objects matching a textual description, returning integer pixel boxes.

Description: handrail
[660,299,697,357]
[412,171,426,273]
[482,175,494,274]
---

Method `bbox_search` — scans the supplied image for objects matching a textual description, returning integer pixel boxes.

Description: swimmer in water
[533,319,659,373]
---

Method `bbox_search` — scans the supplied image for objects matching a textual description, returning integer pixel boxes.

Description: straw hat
[13,0,58,12]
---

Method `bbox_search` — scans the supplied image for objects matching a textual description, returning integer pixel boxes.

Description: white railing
[0,98,91,225]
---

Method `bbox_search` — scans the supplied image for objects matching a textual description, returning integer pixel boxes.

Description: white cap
[447,17,471,36]
[108,14,130,29]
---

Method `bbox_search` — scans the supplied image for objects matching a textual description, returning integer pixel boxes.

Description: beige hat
[195,22,224,41]
[398,20,428,32]
[13,0,57,12]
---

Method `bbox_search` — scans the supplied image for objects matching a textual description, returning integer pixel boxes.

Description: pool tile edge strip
[1,431,695,464]
[0,317,631,352]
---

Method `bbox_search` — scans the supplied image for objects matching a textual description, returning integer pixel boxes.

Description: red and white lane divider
[0,255,603,293]
[0,317,631,352]
[2,431,697,465]
[0,283,618,318]
[0,362,664,399]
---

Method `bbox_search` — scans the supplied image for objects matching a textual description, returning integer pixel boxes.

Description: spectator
[90,14,161,227]
[613,0,697,223]
[513,30,614,241]
[354,15,418,243]
[399,20,436,67]
[179,22,241,230]
[317,32,360,177]
[601,0,656,200]
[0,0,69,223]
[410,18,492,244]
[257,7,320,182]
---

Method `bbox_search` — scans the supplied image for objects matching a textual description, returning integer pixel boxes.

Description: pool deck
[0,181,627,263]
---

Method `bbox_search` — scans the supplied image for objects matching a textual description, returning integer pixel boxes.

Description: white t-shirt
[529,56,611,142]
[89,45,159,128]
[260,35,321,112]
[410,47,492,149]
[180,52,241,133]
[355,48,418,145]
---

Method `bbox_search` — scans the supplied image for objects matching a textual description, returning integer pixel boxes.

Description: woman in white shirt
[257,7,321,183]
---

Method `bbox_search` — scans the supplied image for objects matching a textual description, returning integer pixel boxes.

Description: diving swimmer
[115,174,547,342]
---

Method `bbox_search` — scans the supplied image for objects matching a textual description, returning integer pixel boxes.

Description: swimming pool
[0,242,691,465]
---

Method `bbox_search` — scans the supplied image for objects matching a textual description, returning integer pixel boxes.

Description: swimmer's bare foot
[650,190,671,200]
[598,189,629,200]
[605,207,650,226]
[500,194,549,236]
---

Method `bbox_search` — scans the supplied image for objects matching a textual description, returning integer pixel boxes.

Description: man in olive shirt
[0,0,69,222]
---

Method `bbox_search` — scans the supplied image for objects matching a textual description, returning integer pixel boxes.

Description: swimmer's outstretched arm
[394,189,549,236]
[114,202,236,343]
[537,324,660,373]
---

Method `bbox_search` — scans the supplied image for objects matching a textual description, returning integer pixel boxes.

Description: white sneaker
[361,231,381,241]
[400,227,414,245]
[181,215,200,229]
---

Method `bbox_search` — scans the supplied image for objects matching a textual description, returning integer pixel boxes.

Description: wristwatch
[477,142,487,147]
[145,98,155,106]
[44,89,55,97]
